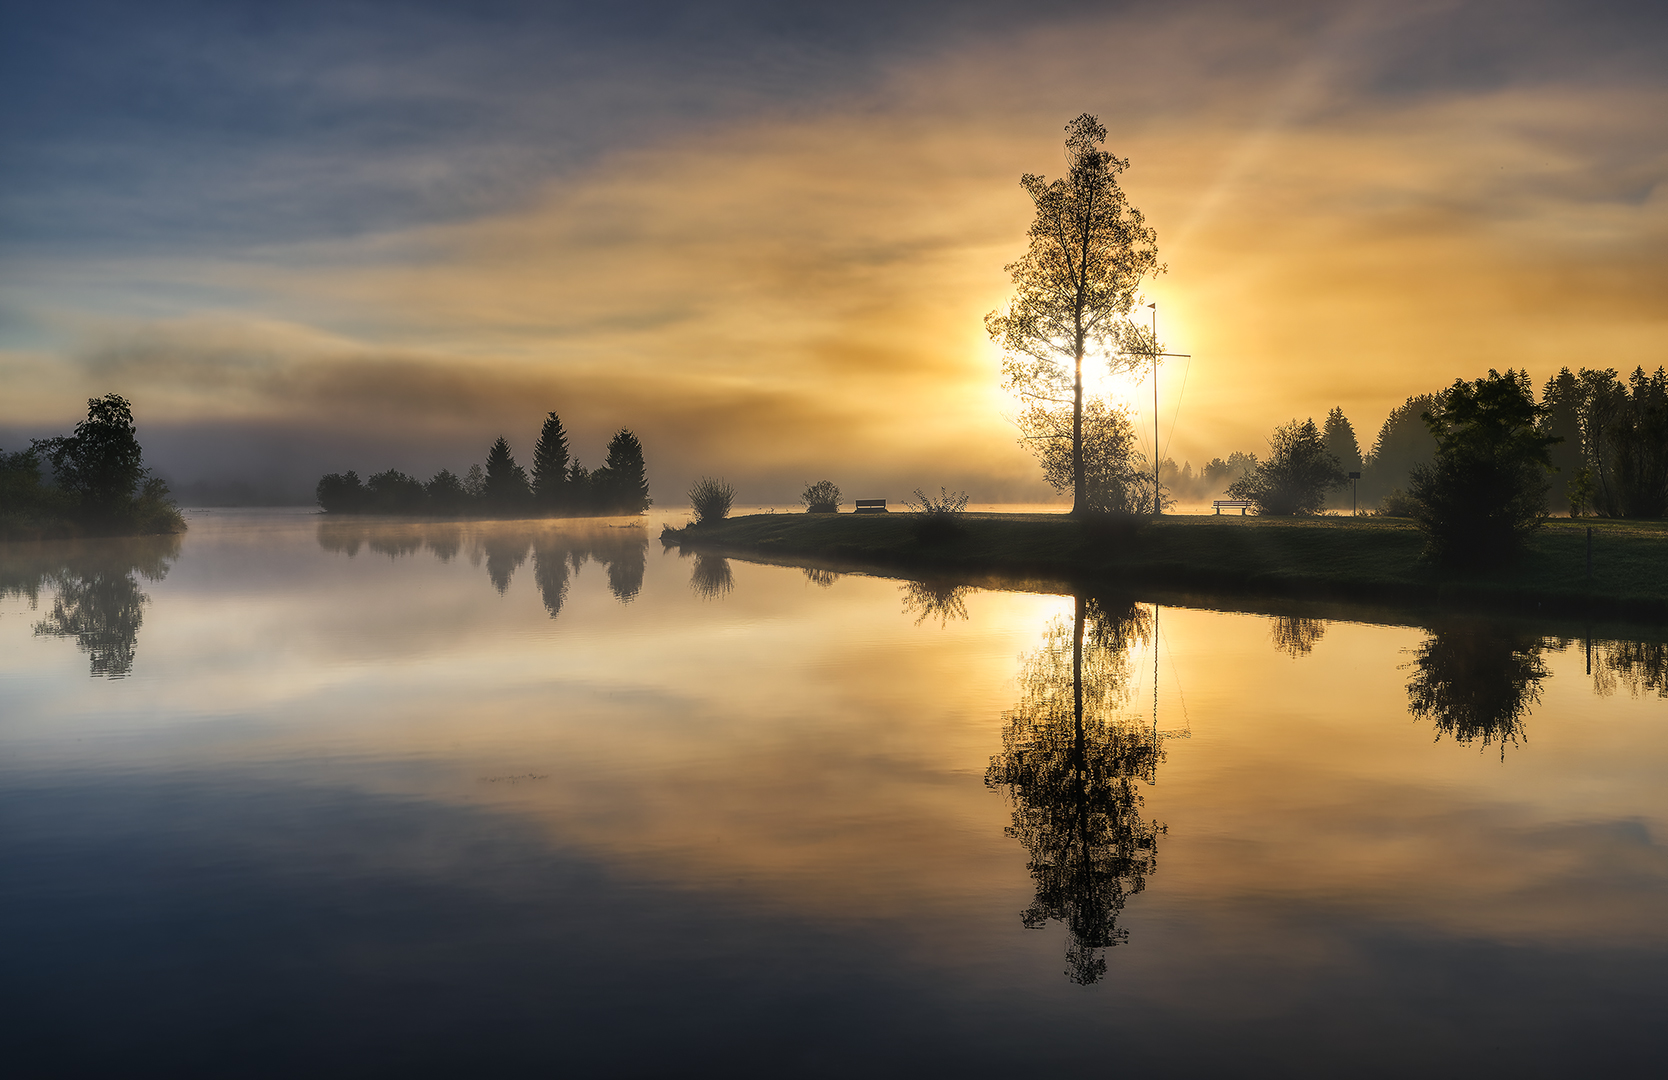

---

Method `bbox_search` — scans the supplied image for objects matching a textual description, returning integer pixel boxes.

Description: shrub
[1409,369,1556,565]
[689,476,736,524]
[802,479,841,513]
[1226,419,1346,515]
[907,487,969,542]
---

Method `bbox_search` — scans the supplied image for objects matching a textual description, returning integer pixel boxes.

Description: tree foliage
[1226,418,1345,515]
[988,114,1162,514]
[4,394,182,539]
[594,429,651,515]
[1018,397,1154,514]
[531,412,571,509]
[1543,366,1668,518]
[1408,369,1556,564]
[1363,393,1440,507]
[801,479,841,513]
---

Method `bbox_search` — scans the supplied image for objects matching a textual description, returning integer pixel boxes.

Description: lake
[3,509,1665,1077]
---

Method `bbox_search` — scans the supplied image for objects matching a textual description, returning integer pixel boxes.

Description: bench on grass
[854,499,887,514]
[1212,499,1253,515]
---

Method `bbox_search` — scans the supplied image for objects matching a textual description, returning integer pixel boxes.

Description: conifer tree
[531,412,570,510]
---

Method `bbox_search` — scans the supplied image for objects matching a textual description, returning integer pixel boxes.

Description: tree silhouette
[484,437,532,511]
[595,429,651,515]
[986,595,1162,983]
[532,412,571,512]
[1409,370,1557,565]
[1406,622,1549,757]
[987,114,1162,515]
[1227,418,1346,515]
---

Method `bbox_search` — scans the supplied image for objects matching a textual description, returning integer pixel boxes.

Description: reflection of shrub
[690,553,734,599]
[801,479,841,513]
[907,487,968,542]
[688,476,736,524]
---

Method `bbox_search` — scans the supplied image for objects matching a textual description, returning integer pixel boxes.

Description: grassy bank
[663,512,1668,623]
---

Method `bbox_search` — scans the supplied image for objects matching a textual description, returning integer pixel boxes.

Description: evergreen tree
[1321,406,1365,509]
[1540,368,1586,515]
[1364,393,1440,506]
[595,429,650,514]
[483,437,531,510]
[1409,369,1556,565]
[531,412,570,511]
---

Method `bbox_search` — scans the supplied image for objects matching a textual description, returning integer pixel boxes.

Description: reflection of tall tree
[1270,615,1326,658]
[482,534,530,594]
[1,535,181,678]
[1406,623,1548,756]
[605,531,646,602]
[986,596,1162,984]
[531,541,570,618]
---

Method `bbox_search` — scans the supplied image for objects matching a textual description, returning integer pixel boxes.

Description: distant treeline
[1,394,185,541]
[1160,366,1668,517]
[317,413,651,517]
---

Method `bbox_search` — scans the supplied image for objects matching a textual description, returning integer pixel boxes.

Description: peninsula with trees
[666,115,1668,623]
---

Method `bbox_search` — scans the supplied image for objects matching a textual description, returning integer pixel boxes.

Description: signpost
[1348,470,1361,516]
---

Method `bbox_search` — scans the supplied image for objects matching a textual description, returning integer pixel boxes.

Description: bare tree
[987,114,1163,515]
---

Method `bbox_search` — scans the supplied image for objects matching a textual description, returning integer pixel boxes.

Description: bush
[907,487,968,542]
[1227,418,1346,515]
[802,479,841,513]
[688,476,736,524]
[1409,369,1556,565]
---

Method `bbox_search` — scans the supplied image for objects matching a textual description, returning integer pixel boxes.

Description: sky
[2,0,1665,504]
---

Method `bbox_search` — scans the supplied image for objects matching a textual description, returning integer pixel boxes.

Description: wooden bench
[1212,499,1253,515]
[854,499,887,514]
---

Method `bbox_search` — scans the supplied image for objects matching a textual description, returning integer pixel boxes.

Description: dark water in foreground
[2,510,1665,1078]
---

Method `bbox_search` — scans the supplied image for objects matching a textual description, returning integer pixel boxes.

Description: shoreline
[661,512,1668,626]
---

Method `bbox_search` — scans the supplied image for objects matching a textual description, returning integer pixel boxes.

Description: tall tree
[483,437,531,510]
[987,114,1163,515]
[594,429,650,514]
[1409,369,1556,565]
[531,412,571,510]
[1321,406,1365,510]
[1363,393,1440,505]
[43,394,146,515]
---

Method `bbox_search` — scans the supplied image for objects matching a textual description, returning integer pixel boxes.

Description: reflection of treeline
[1405,620,1668,757]
[316,518,648,612]
[986,596,1162,985]
[2,394,184,540]
[0,534,181,676]
[316,412,651,517]
[1156,366,1667,517]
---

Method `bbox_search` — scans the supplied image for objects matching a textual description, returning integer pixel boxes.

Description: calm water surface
[2,509,1665,1077]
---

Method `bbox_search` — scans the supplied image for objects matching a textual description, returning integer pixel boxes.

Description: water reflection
[986,595,1164,984]
[1270,615,1327,658]
[900,580,972,627]
[1590,638,1668,700]
[689,553,734,600]
[316,519,648,614]
[1405,623,1549,757]
[802,567,840,588]
[0,535,181,676]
